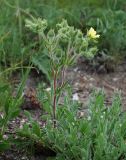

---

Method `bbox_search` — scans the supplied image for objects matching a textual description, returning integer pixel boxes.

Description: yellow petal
[87,27,100,39]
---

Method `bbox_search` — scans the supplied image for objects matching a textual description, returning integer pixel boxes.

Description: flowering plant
[19,18,126,160]
[26,18,99,127]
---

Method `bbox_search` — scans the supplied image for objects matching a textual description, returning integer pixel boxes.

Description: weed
[19,90,126,159]
[25,18,98,126]
[0,68,30,152]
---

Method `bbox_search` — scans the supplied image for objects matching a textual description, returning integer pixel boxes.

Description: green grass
[0,0,126,70]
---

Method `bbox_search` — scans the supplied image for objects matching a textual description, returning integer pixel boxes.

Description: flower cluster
[56,19,76,43]
[25,18,100,64]
[25,18,47,34]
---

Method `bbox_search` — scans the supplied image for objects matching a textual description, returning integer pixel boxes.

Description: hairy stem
[52,70,57,128]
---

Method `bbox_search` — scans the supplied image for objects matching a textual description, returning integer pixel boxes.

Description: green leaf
[43,101,52,114]
[0,85,9,92]
[10,109,20,119]
[32,54,51,81]
[0,141,10,152]
[32,122,41,137]
[4,99,10,116]
[24,110,32,122]
[41,114,51,121]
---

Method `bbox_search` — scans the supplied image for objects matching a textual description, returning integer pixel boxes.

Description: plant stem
[61,66,65,86]
[53,70,57,128]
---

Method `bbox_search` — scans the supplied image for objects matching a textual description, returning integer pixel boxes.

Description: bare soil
[68,60,126,110]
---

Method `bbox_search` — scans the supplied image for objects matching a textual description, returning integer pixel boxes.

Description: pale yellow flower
[87,27,100,39]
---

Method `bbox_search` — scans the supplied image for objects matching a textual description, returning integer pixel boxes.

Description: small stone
[89,83,93,88]
[113,78,118,82]
[74,67,78,72]
[21,119,25,123]
[19,124,23,129]
[90,78,95,82]
[72,93,79,101]
[79,112,85,117]
[74,82,79,86]
[3,135,8,140]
